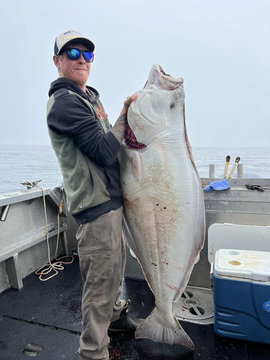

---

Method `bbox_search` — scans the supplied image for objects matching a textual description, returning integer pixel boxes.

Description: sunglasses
[63,48,94,63]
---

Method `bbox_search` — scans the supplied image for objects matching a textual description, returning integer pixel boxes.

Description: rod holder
[237,164,244,179]
[209,164,215,178]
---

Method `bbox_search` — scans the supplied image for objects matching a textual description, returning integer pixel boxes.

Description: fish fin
[135,307,194,349]
[122,215,140,256]
[131,151,141,182]
[173,181,206,304]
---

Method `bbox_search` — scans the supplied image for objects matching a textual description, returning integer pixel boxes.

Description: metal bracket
[5,253,23,289]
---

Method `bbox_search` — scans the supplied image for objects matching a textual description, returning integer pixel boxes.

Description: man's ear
[53,55,60,69]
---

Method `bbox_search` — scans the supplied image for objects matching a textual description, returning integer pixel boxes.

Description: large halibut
[119,64,205,349]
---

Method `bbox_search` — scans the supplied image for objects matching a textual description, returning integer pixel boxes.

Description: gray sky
[1,0,269,147]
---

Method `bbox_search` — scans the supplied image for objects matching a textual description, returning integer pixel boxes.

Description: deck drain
[23,343,43,357]
[173,286,214,324]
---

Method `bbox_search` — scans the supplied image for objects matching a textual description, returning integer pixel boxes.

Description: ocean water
[0,144,270,196]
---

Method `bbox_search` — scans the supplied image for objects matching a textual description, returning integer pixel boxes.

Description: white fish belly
[121,141,204,311]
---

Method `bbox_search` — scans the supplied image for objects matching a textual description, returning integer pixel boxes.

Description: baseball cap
[54,30,95,55]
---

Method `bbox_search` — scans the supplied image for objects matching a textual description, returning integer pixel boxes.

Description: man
[46,30,138,360]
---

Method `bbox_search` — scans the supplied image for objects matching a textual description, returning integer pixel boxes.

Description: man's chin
[72,77,88,89]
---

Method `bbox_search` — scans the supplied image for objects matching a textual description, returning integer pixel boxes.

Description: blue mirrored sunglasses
[64,48,94,63]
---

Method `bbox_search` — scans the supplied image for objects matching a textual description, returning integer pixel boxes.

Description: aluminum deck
[0,257,269,360]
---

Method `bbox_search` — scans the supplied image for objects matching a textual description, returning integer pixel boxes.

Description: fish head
[125,64,185,149]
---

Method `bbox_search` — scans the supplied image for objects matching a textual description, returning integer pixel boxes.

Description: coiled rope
[22,181,74,281]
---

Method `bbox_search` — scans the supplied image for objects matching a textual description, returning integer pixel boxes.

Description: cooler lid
[208,223,270,264]
[214,249,270,282]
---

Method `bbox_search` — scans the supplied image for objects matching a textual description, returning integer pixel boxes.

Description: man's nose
[78,53,86,63]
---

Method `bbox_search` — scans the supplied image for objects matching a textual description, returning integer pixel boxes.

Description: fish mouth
[124,122,147,150]
[159,65,171,78]
[144,64,184,90]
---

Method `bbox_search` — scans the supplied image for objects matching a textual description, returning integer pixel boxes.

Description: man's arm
[48,92,137,166]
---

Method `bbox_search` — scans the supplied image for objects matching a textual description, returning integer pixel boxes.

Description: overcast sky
[1,0,269,148]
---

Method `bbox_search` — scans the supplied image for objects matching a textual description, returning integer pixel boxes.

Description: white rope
[22,181,74,281]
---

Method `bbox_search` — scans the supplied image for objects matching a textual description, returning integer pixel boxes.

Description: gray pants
[76,206,126,360]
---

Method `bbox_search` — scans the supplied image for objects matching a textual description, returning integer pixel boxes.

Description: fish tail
[135,307,194,349]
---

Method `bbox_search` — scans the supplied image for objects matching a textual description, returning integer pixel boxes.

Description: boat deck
[0,257,269,360]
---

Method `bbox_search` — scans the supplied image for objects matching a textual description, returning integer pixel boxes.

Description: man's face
[53,43,91,91]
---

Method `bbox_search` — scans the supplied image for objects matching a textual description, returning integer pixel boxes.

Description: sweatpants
[76,206,126,360]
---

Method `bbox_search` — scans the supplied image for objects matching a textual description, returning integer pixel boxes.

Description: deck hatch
[173,286,214,324]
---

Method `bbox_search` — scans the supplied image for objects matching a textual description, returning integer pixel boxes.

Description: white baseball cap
[54,30,95,55]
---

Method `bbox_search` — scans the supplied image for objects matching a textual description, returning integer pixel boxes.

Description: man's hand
[120,94,137,116]
[111,94,137,144]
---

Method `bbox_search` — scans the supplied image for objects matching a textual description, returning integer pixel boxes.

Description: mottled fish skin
[119,64,205,349]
